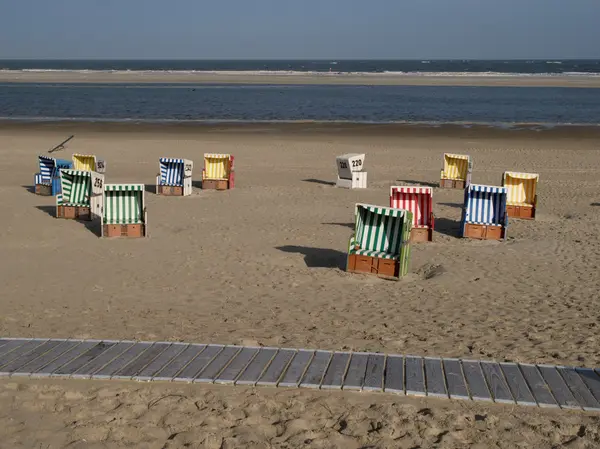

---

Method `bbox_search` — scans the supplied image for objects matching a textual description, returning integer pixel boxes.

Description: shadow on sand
[322,222,354,229]
[35,205,101,237]
[302,178,336,186]
[395,179,439,188]
[434,217,462,238]
[23,185,36,194]
[144,184,156,194]
[438,202,464,209]
[276,245,347,269]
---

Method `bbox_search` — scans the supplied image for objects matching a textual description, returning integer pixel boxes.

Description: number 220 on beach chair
[202,154,234,190]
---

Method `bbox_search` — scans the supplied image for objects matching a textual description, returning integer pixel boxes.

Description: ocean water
[1,83,600,125]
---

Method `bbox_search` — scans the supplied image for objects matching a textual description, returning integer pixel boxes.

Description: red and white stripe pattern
[390,186,433,228]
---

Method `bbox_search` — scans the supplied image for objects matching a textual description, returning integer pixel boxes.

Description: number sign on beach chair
[72,153,106,174]
[461,184,508,240]
[202,154,235,190]
[56,170,104,221]
[336,153,367,189]
[101,184,147,238]
[390,186,434,242]
[502,171,539,220]
[156,158,193,196]
[440,153,472,189]
[346,203,412,280]
[34,155,72,196]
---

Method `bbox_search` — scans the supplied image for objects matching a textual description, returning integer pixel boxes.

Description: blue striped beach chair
[56,170,104,221]
[34,155,72,196]
[347,203,412,280]
[101,184,147,238]
[156,158,193,196]
[461,184,508,240]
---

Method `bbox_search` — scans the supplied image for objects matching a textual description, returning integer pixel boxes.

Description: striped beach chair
[461,184,508,240]
[72,153,106,173]
[34,155,72,196]
[440,153,472,189]
[390,186,434,242]
[101,184,147,238]
[502,171,539,220]
[56,170,104,221]
[202,154,234,190]
[336,153,367,189]
[156,158,193,196]
[347,203,412,280]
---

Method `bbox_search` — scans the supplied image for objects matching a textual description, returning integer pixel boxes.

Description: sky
[0,0,599,59]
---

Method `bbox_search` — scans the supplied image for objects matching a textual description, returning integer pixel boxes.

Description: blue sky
[1,0,599,59]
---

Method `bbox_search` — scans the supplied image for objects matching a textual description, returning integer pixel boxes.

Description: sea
[2,59,600,126]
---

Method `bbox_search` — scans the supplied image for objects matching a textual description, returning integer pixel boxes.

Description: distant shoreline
[2,71,600,87]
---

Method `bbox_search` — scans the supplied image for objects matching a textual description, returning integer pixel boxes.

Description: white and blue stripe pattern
[159,158,184,186]
[38,156,55,183]
[464,184,508,226]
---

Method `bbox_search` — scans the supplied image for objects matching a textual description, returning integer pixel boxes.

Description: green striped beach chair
[101,184,147,238]
[347,203,412,280]
[56,169,104,221]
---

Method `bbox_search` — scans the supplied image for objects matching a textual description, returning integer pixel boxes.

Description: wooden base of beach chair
[56,205,91,221]
[463,223,505,240]
[35,184,52,196]
[410,227,433,243]
[347,254,400,280]
[157,185,183,196]
[103,224,146,238]
[507,205,535,220]
[440,178,465,189]
[202,179,229,190]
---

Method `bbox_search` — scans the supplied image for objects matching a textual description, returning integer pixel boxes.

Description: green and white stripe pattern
[103,184,144,224]
[58,170,91,206]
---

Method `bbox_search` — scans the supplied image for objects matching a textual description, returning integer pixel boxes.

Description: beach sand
[1,123,600,447]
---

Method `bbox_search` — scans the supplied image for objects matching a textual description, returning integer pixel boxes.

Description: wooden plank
[500,363,536,406]
[321,352,351,390]
[462,360,491,401]
[195,346,241,383]
[557,367,600,411]
[575,368,600,404]
[71,342,134,379]
[52,341,117,377]
[12,341,81,377]
[519,364,558,408]
[442,359,469,400]
[174,345,222,382]
[538,365,580,409]
[113,343,170,379]
[33,341,100,378]
[384,355,404,394]
[424,357,447,398]
[278,350,313,387]
[0,340,62,375]
[215,347,259,385]
[300,350,332,389]
[342,353,369,391]
[0,340,46,371]
[257,349,296,387]
[134,343,187,381]
[0,339,30,360]
[91,343,152,379]
[480,362,514,404]
[236,348,277,386]
[153,344,206,381]
[363,354,385,391]
[405,356,425,396]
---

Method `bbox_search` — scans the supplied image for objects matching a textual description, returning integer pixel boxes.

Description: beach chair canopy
[503,171,539,206]
[464,184,507,226]
[38,155,71,183]
[336,153,365,179]
[390,186,433,228]
[58,170,91,206]
[159,158,192,185]
[104,184,145,224]
[350,204,412,260]
[204,153,231,180]
[72,154,99,172]
[442,153,471,180]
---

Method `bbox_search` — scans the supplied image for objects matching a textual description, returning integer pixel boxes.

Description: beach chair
[34,155,72,196]
[202,153,234,190]
[336,153,367,189]
[440,153,472,189]
[101,184,147,238]
[346,203,412,280]
[72,153,106,173]
[461,184,508,240]
[502,171,539,219]
[156,158,193,196]
[390,186,434,242]
[56,170,104,221]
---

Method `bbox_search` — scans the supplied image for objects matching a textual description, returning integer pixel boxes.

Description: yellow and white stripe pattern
[72,154,98,172]
[442,153,470,180]
[203,153,231,180]
[503,171,539,206]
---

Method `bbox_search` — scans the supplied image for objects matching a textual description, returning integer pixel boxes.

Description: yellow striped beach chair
[502,171,539,219]
[440,153,472,189]
[72,154,106,173]
[202,154,234,190]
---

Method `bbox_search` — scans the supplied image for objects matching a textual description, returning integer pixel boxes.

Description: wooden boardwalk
[1,338,600,411]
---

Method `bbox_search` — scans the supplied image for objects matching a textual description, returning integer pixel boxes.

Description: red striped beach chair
[390,186,434,242]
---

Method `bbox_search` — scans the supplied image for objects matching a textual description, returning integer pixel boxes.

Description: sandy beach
[1,123,600,446]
